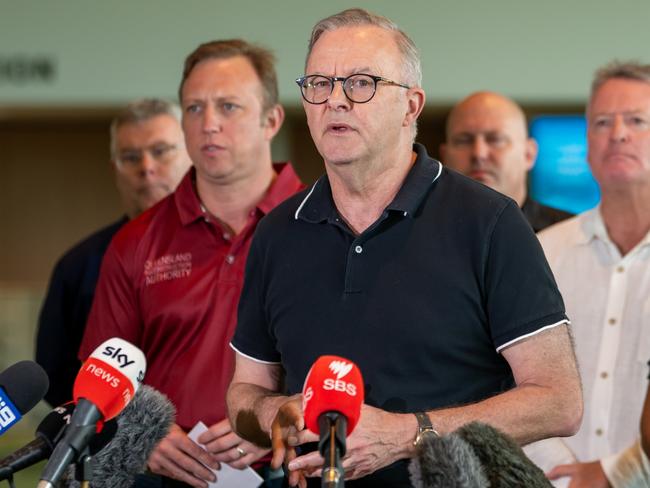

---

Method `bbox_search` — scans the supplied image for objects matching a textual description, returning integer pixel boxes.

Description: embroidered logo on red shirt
[144,253,192,285]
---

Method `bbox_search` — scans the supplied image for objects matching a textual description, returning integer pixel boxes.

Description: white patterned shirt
[537,207,650,487]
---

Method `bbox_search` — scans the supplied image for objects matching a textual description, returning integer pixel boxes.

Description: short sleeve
[485,201,568,350]
[230,230,281,363]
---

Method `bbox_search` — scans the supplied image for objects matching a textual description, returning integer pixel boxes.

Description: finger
[203,431,241,455]
[149,451,213,487]
[288,468,302,488]
[175,437,221,470]
[165,448,218,482]
[547,464,576,480]
[294,428,318,445]
[271,419,288,469]
[198,418,233,444]
[228,450,261,470]
[288,451,323,472]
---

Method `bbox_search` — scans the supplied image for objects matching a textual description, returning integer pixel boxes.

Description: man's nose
[326,80,351,110]
[471,137,489,161]
[139,151,157,175]
[610,116,630,143]
[202,105,222,134]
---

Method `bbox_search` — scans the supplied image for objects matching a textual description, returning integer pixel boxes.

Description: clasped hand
[270,396,408,487]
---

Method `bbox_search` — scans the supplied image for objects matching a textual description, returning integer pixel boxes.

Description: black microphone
[0,402,117,481]
[410,422,553,488]
[64,385,175,488]
[0,360,49,436]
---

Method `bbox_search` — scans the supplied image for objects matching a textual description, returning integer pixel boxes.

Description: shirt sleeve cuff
[600,439,650,488]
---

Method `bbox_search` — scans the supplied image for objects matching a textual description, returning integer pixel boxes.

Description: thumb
[546,463,576,480]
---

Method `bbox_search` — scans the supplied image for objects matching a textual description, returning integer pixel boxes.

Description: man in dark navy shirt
[440,91,572,233]
[35,98,191,406]
[227,8,583,488]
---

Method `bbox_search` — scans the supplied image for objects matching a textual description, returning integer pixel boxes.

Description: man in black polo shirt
[227,8,582,487]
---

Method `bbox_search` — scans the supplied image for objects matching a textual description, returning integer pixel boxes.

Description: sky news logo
[0,389,20,434]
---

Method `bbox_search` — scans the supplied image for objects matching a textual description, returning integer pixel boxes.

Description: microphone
[409,422,553,488]
[0,402,117,480]
[302,355,364,488]
[409,428,488,488]
[64,385,176,488]
[38,337,146,487]
[0,360,49,436]
[455,422,552,488]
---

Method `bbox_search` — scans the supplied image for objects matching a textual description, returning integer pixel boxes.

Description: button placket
[590,261,627,455]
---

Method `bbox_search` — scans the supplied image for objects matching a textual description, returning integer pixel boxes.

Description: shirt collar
[295,143,442,223]
[579,205,650,249]
[176,163,303,227]
[579,206,608,245]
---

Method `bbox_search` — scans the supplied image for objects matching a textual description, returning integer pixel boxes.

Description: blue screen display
[529,115,600,214]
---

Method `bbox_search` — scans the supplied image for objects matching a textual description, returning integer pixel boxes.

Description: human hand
[270,394,318,487]
[547,461,611,488]
[288,404,412,481]
[198,417,270,469]
[147,423,220,488]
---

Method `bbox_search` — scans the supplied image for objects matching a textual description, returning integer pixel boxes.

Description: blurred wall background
[1,0,649,468]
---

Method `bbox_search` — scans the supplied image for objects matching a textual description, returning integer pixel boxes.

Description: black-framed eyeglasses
[116,143,178,167]
[295,73,410,104]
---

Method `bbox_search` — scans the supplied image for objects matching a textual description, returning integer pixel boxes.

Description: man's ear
[525,137,538,171]
[403,87,426,128]
[262,104,285,141]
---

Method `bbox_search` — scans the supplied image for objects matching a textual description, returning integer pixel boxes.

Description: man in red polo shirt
[80,39,303,487]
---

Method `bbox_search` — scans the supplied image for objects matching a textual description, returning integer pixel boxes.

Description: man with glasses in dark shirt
[227,8,582,487]
[36,98,191,407]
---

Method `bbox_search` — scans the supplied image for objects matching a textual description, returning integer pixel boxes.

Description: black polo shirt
[232,143,567,486]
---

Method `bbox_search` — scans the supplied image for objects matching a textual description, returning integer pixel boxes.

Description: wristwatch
[413,412,439,447]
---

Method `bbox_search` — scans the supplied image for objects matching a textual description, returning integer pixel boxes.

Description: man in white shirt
[538,61,650,488]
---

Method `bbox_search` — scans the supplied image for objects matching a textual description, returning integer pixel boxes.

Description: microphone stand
[318,412,347,488]
[75,451,93,488]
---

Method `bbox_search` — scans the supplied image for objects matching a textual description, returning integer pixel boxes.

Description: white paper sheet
[188,421,263,487]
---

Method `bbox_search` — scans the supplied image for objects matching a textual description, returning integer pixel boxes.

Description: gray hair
[110,98,182,159]
[590,60,650,100]
[306,8,422,87]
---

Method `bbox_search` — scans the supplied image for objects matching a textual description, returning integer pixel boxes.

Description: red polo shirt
[80,164,303,430]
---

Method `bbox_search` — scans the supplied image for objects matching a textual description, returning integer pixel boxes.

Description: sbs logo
[328,360,352,379]
[324,360,357,396]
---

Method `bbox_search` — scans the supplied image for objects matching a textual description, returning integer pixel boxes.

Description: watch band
[413,412,440,446]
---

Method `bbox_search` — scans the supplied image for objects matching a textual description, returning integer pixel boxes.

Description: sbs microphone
[302,355,364,488]
[38,337,146,487]
[0,402,117,481]
[64,385,176,488]
[0,360,49,436]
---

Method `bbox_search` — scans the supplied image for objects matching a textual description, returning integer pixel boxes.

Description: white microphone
[37,338,146,488]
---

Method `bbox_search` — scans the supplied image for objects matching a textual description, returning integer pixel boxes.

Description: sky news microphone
[302,355,364,488]
[0,402,117,481]
[64,385,175,488]
[0,360,49,436]
[38,337,146,488]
